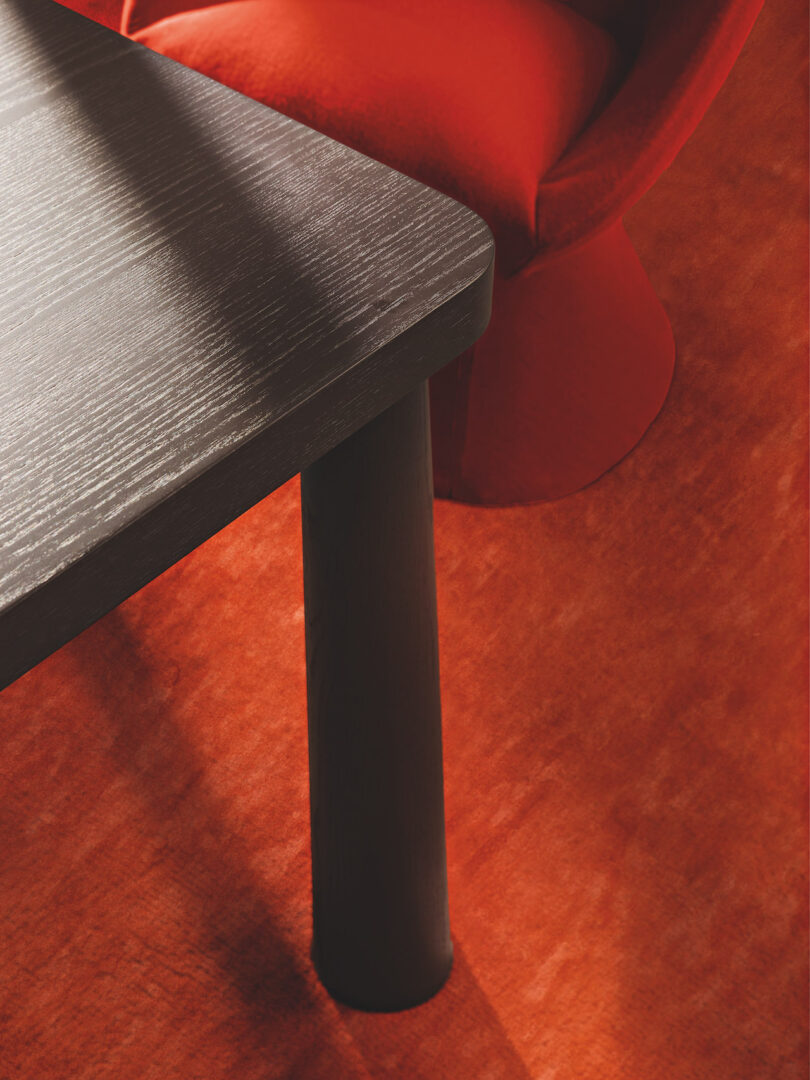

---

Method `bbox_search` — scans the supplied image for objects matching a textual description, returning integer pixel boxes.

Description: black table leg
[300,382,452,1012]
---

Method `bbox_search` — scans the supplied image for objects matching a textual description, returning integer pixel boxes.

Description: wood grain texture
[0,0,493,688]
[301,384,451,1011]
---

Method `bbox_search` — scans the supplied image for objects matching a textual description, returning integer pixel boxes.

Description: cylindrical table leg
[300,382,451,1012]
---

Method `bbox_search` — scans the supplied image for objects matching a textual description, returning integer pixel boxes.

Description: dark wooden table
[0,0,493,1012]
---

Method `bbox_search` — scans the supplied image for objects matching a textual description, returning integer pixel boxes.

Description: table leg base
[311,941,454,1014]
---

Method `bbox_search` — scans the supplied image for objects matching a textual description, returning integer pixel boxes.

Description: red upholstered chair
[61,0,764,505]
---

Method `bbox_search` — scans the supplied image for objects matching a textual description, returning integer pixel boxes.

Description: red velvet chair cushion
[131,0,620,271]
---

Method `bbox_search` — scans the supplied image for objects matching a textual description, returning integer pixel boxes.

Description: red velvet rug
[2,0,806,1076]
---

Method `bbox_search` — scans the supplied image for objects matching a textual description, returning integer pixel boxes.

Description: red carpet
[1,0,806,1076]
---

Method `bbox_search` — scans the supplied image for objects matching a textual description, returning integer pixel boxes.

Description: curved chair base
[430,220,676,505]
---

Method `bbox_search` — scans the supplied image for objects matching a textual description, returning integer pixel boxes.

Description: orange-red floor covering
[1,1,807,1076]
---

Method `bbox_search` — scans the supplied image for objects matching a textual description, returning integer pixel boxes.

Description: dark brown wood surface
[302,384,451,1011]
[0,0,493,689]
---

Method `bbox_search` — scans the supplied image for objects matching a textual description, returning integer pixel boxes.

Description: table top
[0,0,493,690]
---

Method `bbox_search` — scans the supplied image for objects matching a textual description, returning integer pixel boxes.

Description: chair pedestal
[430,220,676,505]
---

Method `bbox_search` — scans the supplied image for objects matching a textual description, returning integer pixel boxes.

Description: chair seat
[134,0,620,271]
